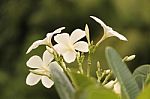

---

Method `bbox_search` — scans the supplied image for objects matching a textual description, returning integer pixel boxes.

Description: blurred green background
[0,0,150,99]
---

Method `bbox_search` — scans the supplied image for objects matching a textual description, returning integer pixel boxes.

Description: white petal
[74,41,88,52]
[26,39,46,54]
[53,27,65,34]
[26,55,42,68]
[54,33,71,45]
[63,51,76,63]
[105,69,111,74]
[41,76,54,88]
[113,82,121,94]
[90,16,113,34]
[43,50,54,65]
[104,80,115,89]
[26,72,41,86]
[46,33,53,45]
[46,27,65,45]
[90,16,128,41]
[90,16,107,29]
[107,30,128,41]
[53,44,68,54]
[70,29,86,43]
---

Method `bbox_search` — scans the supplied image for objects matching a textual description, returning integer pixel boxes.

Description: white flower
[26,50,56,88]
[26,27,65,54]
[90,16,127,41]
[113,82,121,94]
[104,80,121,94]
[54,29,88,63]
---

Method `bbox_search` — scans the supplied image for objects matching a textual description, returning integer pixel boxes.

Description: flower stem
[95,35,105,47]
[77,52,84,74]
[87,42,95,77]
[79,63,83,74]
[102,71,112,85]
[96,61,102,83]
[87,53,91,77]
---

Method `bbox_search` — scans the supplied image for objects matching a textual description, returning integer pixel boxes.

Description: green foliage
[133,65,150,89]
[75,85,119,99]
[69,72,96,90]
[105,47,140,99]
[137,84,150,99]
[145,74,150,85]
[50,65,120,99]
[50,65,75,99]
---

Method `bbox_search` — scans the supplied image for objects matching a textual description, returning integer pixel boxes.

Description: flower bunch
[26,16,127,93]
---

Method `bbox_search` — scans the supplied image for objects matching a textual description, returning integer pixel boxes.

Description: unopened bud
[123,55,136,62]
[105,69,111,74]
[85,24,90,44]
[77,71,80,74]
[46,46,54,53]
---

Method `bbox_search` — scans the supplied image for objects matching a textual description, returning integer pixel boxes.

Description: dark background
[0,0,150,99]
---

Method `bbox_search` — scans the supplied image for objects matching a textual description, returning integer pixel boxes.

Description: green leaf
[145,74,150,85]
[133,65,150,76]
[105,47,140,99]
[50,63,75,99]
[76,85,119,99]
[133,74,145,90]
[69,72,96,90]
[137,84,150,99]
[133,65,150,89]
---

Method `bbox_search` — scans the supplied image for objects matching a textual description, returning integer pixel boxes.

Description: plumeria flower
[54,29,88,63]
[90,16,127,45]
[26,27,65,54]
[26,50,61,88]
[104,80,121,94]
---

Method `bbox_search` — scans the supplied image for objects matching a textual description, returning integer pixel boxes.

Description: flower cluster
[26,16,127,93]
[26,27,89,88]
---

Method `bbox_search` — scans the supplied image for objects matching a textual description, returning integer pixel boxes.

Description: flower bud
[46,46,54,54]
